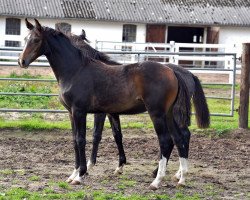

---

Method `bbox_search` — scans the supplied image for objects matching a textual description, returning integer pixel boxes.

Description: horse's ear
[34,18,42,32]
[81,29,86,38]
[25,18,34,30]
[81,29,90,43]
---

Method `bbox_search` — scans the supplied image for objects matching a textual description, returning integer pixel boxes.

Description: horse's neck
[45,36,83,82]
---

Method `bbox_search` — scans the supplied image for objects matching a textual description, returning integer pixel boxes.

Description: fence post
[239,43,250,129]
[169,41,175,64]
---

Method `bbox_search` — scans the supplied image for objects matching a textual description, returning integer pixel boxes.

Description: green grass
[8,71,43,79]
[29,175,41,181]
[57,182,71,190]
[0,118,70,130]
[0,72,249,132]
[202,83,240,91]
[117,175,137,190]
[0,71,62,110]
[0,81,62,110]
[0,187,205,200]
[0,187,85,200]
[0,188,205,200]
[0,169,14,175]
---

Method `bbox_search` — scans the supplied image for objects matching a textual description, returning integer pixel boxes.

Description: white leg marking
[173,162,181,181]
[114,165,124,175]
[87,160,94,171]
[177,157,188,186]
[173,169,181,181]
[150,156,167,190]
[72,173,84,184]
[66,168,79,183]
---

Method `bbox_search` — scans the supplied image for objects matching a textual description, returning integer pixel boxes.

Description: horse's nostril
[18,59,26,67]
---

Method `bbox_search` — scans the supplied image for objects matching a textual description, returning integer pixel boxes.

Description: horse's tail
[192,75,210,128]
[173,72,191,128]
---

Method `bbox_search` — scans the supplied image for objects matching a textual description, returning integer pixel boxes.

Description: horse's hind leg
[108,114,126,175]
[152,127,191,181]
[171,122,191,187]
[172,127,190,183]
[152,139,174,178]
[149,112,173,190]
[87,113,106,171]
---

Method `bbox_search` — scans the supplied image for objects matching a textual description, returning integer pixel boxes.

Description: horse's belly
[90,98,146,114]
[116,104,147,114]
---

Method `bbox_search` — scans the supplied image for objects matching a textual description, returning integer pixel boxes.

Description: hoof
[114,170,122,175]
[66,178,73,183]
[172,175,180,182]
[149,184,158,190]
[70,180,81,185]
[87,161,95,171]
[176,183,186,188]
[114,166,123,175]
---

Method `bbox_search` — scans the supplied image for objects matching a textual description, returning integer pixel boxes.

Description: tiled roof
[0,0,250,26]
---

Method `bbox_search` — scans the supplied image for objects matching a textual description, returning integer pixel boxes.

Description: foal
[18,19,205,189]
[69,31,210,184]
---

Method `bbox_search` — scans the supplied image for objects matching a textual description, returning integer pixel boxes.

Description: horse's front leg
[66,114,80,183]
[87,113,106,171]
[70,110,87,185]
[108,114,126,175]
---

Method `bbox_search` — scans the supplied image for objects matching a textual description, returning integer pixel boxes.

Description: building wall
[1,15,250,54]
[0,17,6,47]
[219,26,250,54]
[0,17,146,47]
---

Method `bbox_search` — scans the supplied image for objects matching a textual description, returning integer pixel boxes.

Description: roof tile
[0,0,250,26]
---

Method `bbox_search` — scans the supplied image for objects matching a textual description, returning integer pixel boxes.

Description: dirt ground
[0,128,249,199]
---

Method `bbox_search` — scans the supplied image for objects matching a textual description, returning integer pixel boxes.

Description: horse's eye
[33,38,40,43]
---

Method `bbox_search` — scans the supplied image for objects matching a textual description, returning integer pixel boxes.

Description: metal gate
[0,47,237,117]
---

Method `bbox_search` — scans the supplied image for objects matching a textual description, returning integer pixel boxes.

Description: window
[55,22,71,34]
[5,40,20,47]
[5,18,21,35]
[122,24,136,42]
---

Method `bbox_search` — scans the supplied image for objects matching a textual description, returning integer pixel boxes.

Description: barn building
[0,0,250,53]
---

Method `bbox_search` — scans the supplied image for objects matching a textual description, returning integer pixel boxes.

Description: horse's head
[18,18,45,68]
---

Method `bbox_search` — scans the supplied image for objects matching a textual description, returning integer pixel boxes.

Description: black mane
[42,26,97,65]
[69,34,121,65]
[42,26,120,65]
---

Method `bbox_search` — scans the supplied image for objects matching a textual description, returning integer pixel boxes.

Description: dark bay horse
[18,19,207,189]
[69,31,210,180]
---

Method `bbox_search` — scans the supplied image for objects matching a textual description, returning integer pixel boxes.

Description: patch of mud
[0,128,249,199]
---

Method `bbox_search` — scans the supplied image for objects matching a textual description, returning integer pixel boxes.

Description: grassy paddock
[0,72,249,132]
[0,98,248,133]
[0,72,249,199]
[0,186,203,200]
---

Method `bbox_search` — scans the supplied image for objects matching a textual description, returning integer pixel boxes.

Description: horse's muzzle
[18,58,29,69]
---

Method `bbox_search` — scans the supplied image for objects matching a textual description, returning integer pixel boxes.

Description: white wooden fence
[0,42,240,68]
[94,41,240,69]
[0,46,238,116]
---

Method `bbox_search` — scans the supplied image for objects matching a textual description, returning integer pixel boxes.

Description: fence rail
[0,47,237,117]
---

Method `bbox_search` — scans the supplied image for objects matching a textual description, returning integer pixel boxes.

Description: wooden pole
[239,43,250,129]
